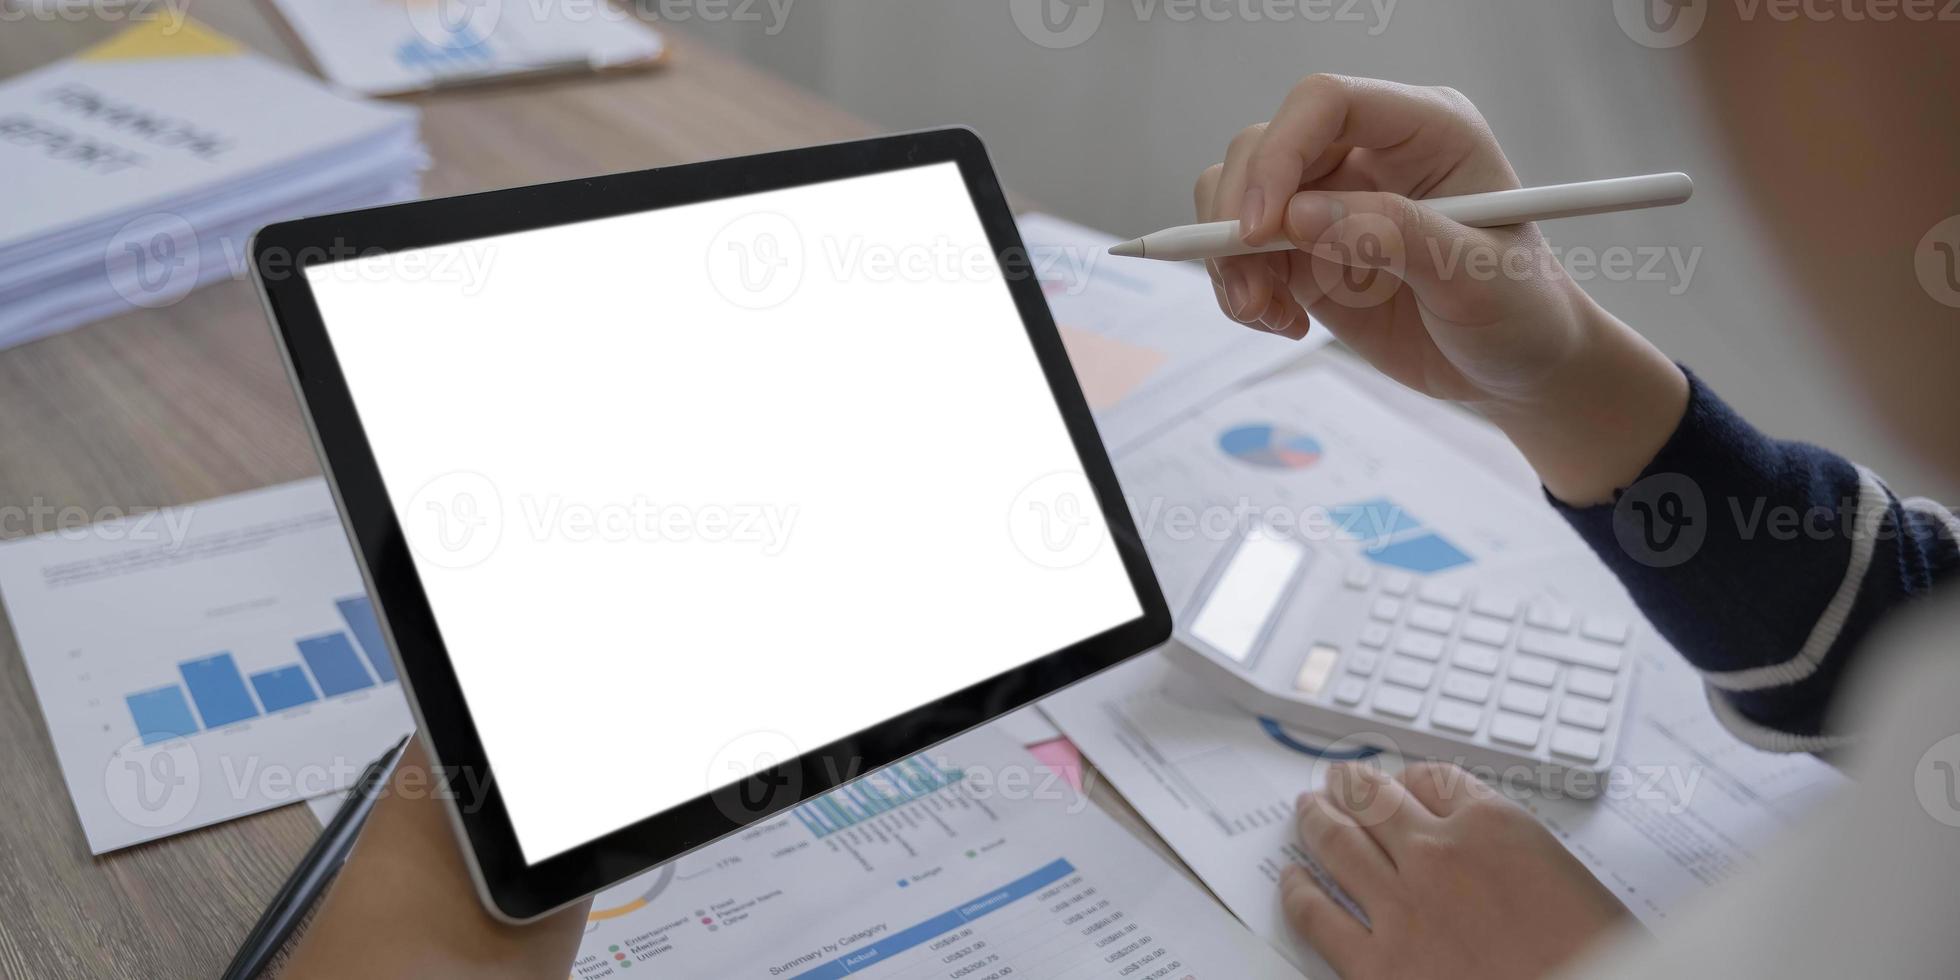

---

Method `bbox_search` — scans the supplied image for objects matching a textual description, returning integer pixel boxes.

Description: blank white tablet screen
[303,163,1142,862]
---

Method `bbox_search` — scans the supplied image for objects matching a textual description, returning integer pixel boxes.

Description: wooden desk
[0,9,1198,977]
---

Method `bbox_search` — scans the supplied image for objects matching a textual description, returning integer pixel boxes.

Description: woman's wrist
[1473,296,1690,507]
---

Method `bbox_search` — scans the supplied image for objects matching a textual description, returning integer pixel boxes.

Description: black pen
[220,733,413,980]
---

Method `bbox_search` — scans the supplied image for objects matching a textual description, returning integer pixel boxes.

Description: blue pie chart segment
[1219,424,1323,470]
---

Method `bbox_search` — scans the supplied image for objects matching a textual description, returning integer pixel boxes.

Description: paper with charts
[1017,213,1320,454]
[1038,364,1847,969]
[569,726,1300,978]
[1109,363,1579,616]
[1042,649,1845,972]
[0,479,411,852]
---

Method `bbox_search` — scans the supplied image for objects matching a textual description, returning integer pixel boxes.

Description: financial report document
[0,480,411,852]
[565,727,1302,978]
[1038,364,1847,969]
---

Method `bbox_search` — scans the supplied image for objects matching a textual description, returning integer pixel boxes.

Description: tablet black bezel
[251,127,1169,922]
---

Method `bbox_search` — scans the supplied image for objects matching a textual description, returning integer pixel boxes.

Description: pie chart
[1219,423,1323,470]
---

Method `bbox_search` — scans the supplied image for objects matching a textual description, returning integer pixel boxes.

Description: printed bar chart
[793,755,965,838]
[249,665,320,713]
[119,593,394,744]
[125,685,200,744]
[336,595,396,683]
[298,632,376,697]
[179,653,260,728]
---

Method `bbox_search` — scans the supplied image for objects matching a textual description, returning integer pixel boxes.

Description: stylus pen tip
[1108,239,1145,258]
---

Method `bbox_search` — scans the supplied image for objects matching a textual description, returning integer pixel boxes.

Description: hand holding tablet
[251,129,1168,922]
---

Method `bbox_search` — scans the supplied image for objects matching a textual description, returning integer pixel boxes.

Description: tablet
[251,128,1169,922]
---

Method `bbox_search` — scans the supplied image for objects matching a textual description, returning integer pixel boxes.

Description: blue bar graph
[336,595,396,683]
[250,665,319,713]
[121,595,398,743]
[179,653,260,728]
[126,686,200,744]
[794,755,966,838]
[297,633,376,697]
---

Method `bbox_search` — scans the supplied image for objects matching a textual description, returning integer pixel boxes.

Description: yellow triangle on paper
[77,17,240,62]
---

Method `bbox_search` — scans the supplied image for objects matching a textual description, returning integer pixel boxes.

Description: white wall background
[681,0,1949,497]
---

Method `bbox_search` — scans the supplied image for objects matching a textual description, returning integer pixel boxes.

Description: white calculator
[1165,522,1638,793]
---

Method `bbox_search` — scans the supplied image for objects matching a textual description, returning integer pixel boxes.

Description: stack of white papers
[0,19,426,350]
[268,0,666,97]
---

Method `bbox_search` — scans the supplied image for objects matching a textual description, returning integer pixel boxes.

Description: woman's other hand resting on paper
[1282,763,1630,980]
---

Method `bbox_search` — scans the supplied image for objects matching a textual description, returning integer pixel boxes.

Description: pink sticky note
[1027,737,1084,793]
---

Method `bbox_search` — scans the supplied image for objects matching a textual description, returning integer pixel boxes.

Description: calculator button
[1407,607,1456,635]
[1490,713,1543,748]
[1470,590,1522,621]
[1518,630,1624,672]
[1440,671,1493,704]
[1550,727,1603,762]
[1417,581,1466,607]
[1430,699,1484,734]
[1580,616,1632,644]
[1359,623,1392,648]
[1333,676,1368,706]
[1380,571,1415,596]
[1452,645,1500,675]
[1372,686,1423,719]
[1344,649,1380,676]
[1395,632,1445,661]
[1525,601,1574,632]
[1385,658,1436,690]
[1460,618,1510,648]
[1506,655,1558,688]
[1370,598,1403,622]
[1295,644,1341,696]
[1558,696,1612,731]
[1343,565,1376,590]
[1498,684,1550,717]
[1564,667,1616,701]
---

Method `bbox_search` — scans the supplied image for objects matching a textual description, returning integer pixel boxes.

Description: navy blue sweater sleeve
[1551,370,1960,751]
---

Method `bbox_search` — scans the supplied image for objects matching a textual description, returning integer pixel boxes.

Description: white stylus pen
[1108,172,1693,261]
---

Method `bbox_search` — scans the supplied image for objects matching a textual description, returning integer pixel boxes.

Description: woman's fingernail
[1240,188,1265,240]
[1225,270,1251,319]
[1296,791,1314,812]
[1287,193,1346,240]
[1280,865,1306,888]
